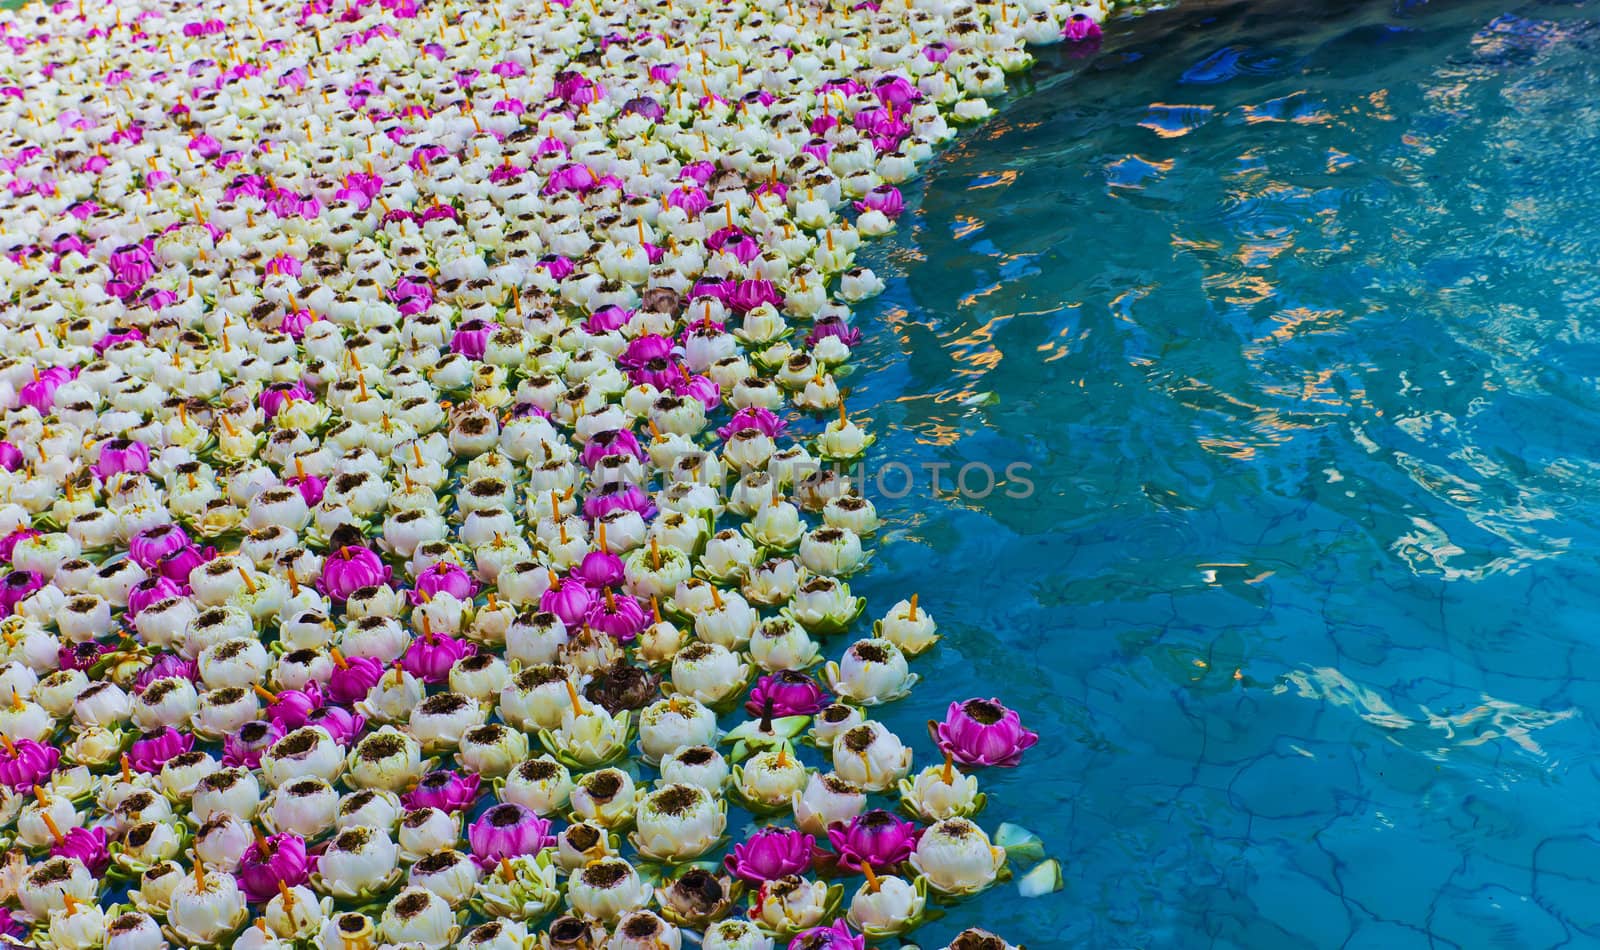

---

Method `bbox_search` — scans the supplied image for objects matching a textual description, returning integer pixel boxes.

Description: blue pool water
[855,0,1600,946]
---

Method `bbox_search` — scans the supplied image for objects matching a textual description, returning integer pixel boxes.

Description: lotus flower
[826,810,920,872]
[404,769,481,812]
[127,727,194,774]
[129,524,189,571]
[0,570,43,616]
[0,738,59,791]
[52,826,110,877]
[413,562,478,603]
[745,672,830,717]
[321,545,391,601]
[468,803,555,868]
[402,632,475,685]
[1062,11,1103,42]
[328,652,386,706]
[933,698,1039,768]
[724,827,815,883]
[236,833,312,902]
[790,920,867,950]
[450,319,499,360]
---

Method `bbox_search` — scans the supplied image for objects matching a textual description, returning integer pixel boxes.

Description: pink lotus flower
[540,575,593,627]
[0,738,59,791]
[584,590,648,643]
[708,227,761,264]
[584,305,633,334]
[327,653,385,706]
[0,570,44,616]
[790,920,866,950]
[1062,11,1103,41]
[805,316,863,349]
[236,833,312,902]
[536,255,575,281]
[827,810,921,872]
[873,75,921,110]
[675,374,722,410]
[304,706,366,746]
[265,683,325,732]
[58,641,109,672]
[745,671,829,717]
[583,486,657,522]
[0,529,38,563]
[665,186,709,217]
[259,381,313,420]
[727,279,783,314]
[156,545,210,585]
[468,803,554,868]
[853,184,904,218]
[0,443,19,472]
[724,828,815,883]
[52,826,109,877]
[134,655,199,693]
[321,546,391,601]
[279,308,319,339]
[573,547,626,589]
[287,473,326,506]
[450,319,499,360]
[402,632,475,684]
[93,327,143,353]
[125,577,184,618]
[718,408,787,441]
[404,769,481,812]
[922,42,952,63]
[223,720,283,769]
[579,428,644,469]
[934,698,1039,767]
[620,334,674,369]
[127,727,194,774]
[413,562,477,603]
[129,524,189,570]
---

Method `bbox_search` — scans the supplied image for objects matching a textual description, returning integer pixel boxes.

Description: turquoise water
[857,0,1600,946]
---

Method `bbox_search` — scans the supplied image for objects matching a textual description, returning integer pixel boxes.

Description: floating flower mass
[0,0,1092,940]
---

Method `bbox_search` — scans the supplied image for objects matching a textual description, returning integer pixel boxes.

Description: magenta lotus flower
[805,316,863,349]
[584,305,633,334]
[287,473,326,506]
[259,381,313,419]
[134,655,199,693]
[802,138,832,163]
[620,96,665,121]
[934,698,1039,767]
[0,570,44,616]
[108,243,154,285]
[0,443,19,472]
[127,727,194,774]
[724,828,815,883]
[58,641,109,672]
[93,327,143,353]
[574,548,625,589]
[156,545,210,585]
[827,810,921,872]
[327,653,385,706]
[873,75,921,110]
[468,803,554,868]
[580,429,644,469]
[540,576,593,627]
[536,254,575,281]
[404,770,481,812]
[745,671,830,717]
[679,161,716,185]
[0,738,59,791]
[413,562,477,603]
[922,42,952,63]
[321,545,390,601]
[402,632,475,684]
[718,407,787,441]
[727,279,783,314]
[18,375,60,415]
[52,826,109,877]
[551,70,602,106]
[1063,11,1103,41]
[675,373,722,410]
[236,833,312,902]
[450,319,499,360]
[708,228,761,264]
[666,186,709,217]
[93,438,149,478]
[265,683,325,732]
[304,706,366,746]
[223,720,283,769]
[279,308,319,339]
[583,486,656,522]
[631,357,685,392]
[584,590,648,643]
[790,920,866,950]
[125,577,184,618]
[542,162,598,195]
[853,184,904,218]
[129,523,189,570]
[0,529,38,563]
[620,334,674,369]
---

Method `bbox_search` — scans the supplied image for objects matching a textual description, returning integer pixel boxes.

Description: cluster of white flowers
[0,0,1094,943]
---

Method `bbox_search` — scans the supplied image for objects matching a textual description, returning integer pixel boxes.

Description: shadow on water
[851,0,1600,945]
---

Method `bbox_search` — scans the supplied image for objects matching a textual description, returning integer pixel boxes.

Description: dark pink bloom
[620,334,674,369]
[129,524,189,570]
[265,683,325,732]
[287,473,326,506]
[724,828,815,883]
[584,590,647,643]
[156,545,210,585]
[304,706,366,746]
[127,728,194,774]
[826,810,921,872]
[236,833,311,902]
[573,549,625,589]
[320,546,390,601]
[649,63,681,84]
[805,316,863,349]
[0,529,37,563]
[259,381,313,419]
[542,163,598,195]
[403,770,481,812]
[853,184,904,218]
[125,577,184,618]
[665,186,709,217]
[0,443,19,472]
[718,408,787,441]
[279,308,319,339]
[223,720,283,769]
[621,96,664,121]
[413,562,477,604]
[0,571,43,616]
[468,803,553,868]
[922,42,952,63]
[93,327,144,353]
[674,373,722,410]
[402,632,475,684]
[52,826,109,876]
[108,243,154,286]
[18,376,60,414]
[873,75,921,110]
[0,739,58,791]
[327,653,385,706]
[58,641,109,672]
[802,139,832,164]
[579,429,644,469]
[535,255,574,281]
[134,654,199,693]
[1062,11,1103,41]
[726,279,782,314]
[583,486,656,522]
[584,305,633,334]
[790,920,866,950]
[679,162,716,185]
[934,698,1039,767]
[540,575,593,627]
[745,671,829,717]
